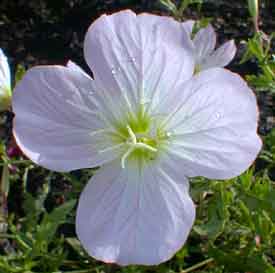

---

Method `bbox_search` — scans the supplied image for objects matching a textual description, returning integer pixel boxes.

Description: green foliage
[14,64,26,86]
[260,128,275,169]
[241,32,275,93]
[191,165,275,273]
[159,0,203,20]
[0,194,76,273]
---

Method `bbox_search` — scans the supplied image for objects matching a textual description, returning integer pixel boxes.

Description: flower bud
[248,0,259,31]
[248,0,258,18]
[0,49,11,111]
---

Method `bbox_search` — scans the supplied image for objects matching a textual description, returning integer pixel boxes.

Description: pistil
[120,125,158,169]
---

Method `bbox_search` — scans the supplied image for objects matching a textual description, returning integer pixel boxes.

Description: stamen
[134,142,157,153]
[126,125,137,144]
[121,146,135,169]
[89,128,115,137]
[120,125,158,169]
[98,143,124,154]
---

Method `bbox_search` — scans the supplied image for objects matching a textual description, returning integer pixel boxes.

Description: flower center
[110,110,170,169]
[120,125,158,169]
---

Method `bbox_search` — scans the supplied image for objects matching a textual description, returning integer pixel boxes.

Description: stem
[0,233,15,239]
[0,233,31,250]
[53,269,92,273]
[0,160,32,166]
[253,16,259,33]
[178,0,188,16]
[181,258,214,273]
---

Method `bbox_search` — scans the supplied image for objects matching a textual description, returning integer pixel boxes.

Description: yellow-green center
[110,109,169,168]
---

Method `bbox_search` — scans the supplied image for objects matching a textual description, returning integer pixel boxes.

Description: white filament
[121,125,157,169]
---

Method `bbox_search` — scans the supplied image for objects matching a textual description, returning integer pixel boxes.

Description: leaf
[196,183,232,240]
[33,199,76,255]
[22,192,44,231]
[66,237,87,258]
[159,0,177,13]
[14,64,26,84]
[209,246,273,273]
[38,199,76,241]
[239,189,275,221]
[22,181,49,231]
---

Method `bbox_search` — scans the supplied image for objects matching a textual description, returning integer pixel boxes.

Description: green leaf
[33,199,76,255]
[178,0,203,14]
[14,64,26,84]
[248,36,265,61]
[159,0,177,14]
[22,181,49,231]
[38,199,76,241]
[66,237,87,258]
[239,189,275,221]
[210,246,273,273]
[196,183,232,240]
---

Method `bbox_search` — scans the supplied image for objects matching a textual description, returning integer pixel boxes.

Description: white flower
[12,10,262,265]
[0,49,12,111]
[182,21,237,72]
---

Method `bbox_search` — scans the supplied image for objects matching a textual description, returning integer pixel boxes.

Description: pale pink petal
[84,10,194,112]
[181,20,195,37]
[193,24,216,62]
[66,60,91,79]
[156,68,262,179]
[0,49,11,90]
[200,40,237,70]
[76,160,195,265]
[12,66,122,172]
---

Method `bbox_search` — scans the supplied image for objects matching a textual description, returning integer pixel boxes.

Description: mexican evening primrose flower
[12,10,262,265]
[182,21,237,72]
[0,49,12,111]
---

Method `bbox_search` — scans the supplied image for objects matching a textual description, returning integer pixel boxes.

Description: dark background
[1,0,275,70]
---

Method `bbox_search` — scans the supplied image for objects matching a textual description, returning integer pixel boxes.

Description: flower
[182,21,237,72]
[12,10,262,265]
[0,49,12,111]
